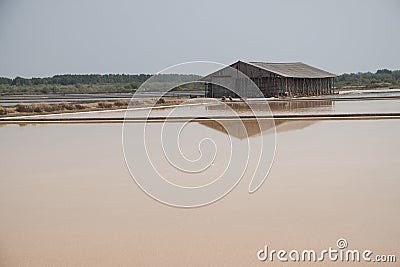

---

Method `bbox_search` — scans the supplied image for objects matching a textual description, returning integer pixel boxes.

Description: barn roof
[243,61,336,78]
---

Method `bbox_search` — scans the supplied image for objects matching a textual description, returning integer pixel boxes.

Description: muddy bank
[0,98,187,117]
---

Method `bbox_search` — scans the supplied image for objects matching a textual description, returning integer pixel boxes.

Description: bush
[114,100,129,107]
[156,98,165,104]
[97,101,113,108]
[33,106,44,113]
[74,104,86,110]
[59,102,74,110]
[16,104,33,113]
[0,106,7,115]
[38,104,57,112]
[40,87,50,94]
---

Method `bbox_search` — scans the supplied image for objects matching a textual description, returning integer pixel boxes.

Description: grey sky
[0,0,399,78]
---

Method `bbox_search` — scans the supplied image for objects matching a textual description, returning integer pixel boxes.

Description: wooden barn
[202,60,336,98]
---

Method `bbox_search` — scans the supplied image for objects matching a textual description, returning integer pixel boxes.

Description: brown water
[0,118,399,266]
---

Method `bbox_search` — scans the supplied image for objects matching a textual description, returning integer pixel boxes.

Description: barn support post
[319,78,322,95]
[306,79,309,96]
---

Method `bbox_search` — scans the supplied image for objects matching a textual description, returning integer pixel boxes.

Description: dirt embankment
[0,98,187,117]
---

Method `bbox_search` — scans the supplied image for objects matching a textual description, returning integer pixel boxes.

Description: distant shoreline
[2,89,400,119]
[0,98,187,118]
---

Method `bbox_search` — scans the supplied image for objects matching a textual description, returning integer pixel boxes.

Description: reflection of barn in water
[205,100,334,114]
[200,119,315,139]
[268,100,334,112]
[202,61,336,98]
[201,100,332,139]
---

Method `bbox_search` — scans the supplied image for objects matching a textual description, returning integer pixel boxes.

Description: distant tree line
[0,74,202,86]
[0,74,202,95]
[0,74,153,86]
[335,69,400,88]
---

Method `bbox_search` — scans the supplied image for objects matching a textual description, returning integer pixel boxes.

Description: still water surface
[0,117,399,266]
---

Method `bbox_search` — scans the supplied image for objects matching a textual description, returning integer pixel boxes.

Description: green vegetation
[0,74,201,95]
[335,69,400,89]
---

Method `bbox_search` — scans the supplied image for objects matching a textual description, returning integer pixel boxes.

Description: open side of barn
[202,60,336,98]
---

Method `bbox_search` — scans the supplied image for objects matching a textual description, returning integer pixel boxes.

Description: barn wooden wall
[204,62,334,98]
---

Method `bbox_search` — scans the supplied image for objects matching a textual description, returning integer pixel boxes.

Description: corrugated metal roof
[245,61,336,78]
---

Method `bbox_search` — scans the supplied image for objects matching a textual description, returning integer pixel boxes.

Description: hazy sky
[0,0,399,78]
